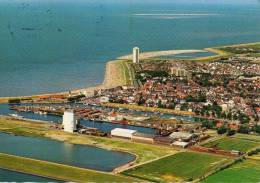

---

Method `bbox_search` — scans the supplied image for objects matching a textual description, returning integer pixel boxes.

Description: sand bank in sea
[118,49,205,60]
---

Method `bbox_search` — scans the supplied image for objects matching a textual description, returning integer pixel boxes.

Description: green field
[123,152,229,182]
[0,153,138,183]
[232,133,260,142]
[203,160,260,183]
[203,137,260,152]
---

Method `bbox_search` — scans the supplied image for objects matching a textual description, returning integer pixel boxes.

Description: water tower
[62,110,77,133]
[133,47,140,63]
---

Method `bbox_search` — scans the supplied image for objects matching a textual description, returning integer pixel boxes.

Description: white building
[133,47,140,63]
[169,132,195,142]
[99,96,110,103]
[63,110,77,133]
[111,128,137,139]
[172,141,190,148]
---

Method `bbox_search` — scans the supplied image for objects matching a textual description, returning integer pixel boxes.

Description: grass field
[218,42,260,54]
[0,117,177,165]
[123,152,229,182]
[232,133,260,142]
[0,153,138,183]
[203,159,260,183]
[203,137,260,152]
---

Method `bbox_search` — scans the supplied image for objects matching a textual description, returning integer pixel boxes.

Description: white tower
[62,110,76,133]
[133,47,140,64]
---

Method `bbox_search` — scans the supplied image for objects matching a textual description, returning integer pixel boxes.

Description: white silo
[62,110,76,133]
[133,47,140,63]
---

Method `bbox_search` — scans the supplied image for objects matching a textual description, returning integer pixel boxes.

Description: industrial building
[172,141,190,148]
[132,132,155,144]
[133,47,140,63]
[62,110,77,133]
[111,128,137,139]
[169,132,196,142]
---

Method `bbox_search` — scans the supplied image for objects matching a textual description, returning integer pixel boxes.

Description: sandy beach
[119,49,205,60]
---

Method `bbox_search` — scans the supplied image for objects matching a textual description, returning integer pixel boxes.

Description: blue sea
[1,0,260,96]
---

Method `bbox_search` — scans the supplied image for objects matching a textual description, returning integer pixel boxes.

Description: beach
[119,49,206,60]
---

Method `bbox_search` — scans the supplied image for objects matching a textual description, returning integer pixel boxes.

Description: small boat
[9,114,23,118]
[38,111,47,115]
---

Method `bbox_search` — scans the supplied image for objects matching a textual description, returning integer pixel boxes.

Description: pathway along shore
[0,49,206,103]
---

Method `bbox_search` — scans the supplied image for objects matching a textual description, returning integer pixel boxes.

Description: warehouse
[132,132,155,144]
[169,132,196,142]
[172,141,190,148]
[111,128,137,139]
[154,136,173,145]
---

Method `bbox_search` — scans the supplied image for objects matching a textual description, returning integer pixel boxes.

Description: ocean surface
[1,0,260,96]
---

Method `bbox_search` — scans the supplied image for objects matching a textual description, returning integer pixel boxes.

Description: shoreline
[0,49,205,103]
[0,42,259,103]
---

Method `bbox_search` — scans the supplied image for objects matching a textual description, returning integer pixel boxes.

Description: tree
[227,112,232,120]
[227,129,236,136]
[186,95,195,102]
[168,103,176,109]
[158,100,164,108]
[217,126,227,134]
[255,125,260,134]
[254,115,259,122]
[202,120,214,129]
[238,125,249,134]
[180,103,189,111]
[197,92,206,102]
[233,114,238,120]
[238,113,250,124]
[221,112,227,119]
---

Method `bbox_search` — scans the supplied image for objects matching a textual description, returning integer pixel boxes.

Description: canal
[0,133,135,172]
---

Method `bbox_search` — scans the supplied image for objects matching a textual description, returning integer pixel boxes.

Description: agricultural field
[203,137,260,152]
[123,152,230,183]
[203,160,260,183]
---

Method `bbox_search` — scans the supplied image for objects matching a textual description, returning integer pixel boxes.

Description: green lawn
[0,153,138,183]
[123,152,229,183]
[204,137,260,152]
[203,160,260,183]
